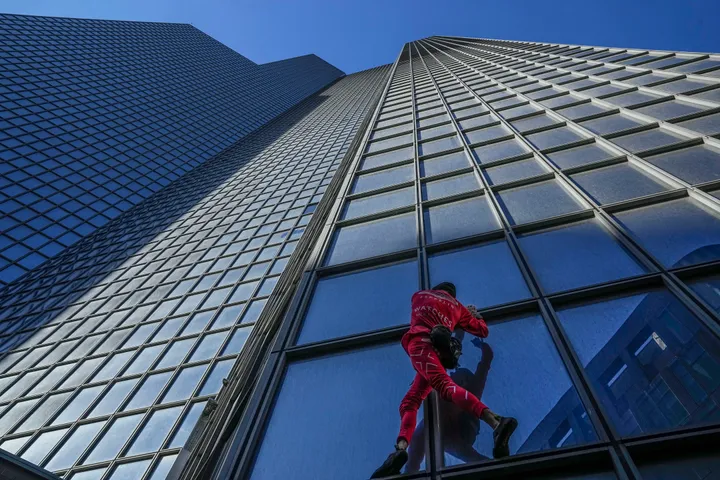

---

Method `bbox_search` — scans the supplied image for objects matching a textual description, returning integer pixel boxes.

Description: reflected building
[2,18,720,480]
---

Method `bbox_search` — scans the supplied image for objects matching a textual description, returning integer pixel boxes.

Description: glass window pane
[424,196,499,244]
[352,164,414,195]
[90,379,138,417]
[53,386,104,425]
[645,144,720,185]
[0,436,29,455]
[371,123,411,140]
[422,172,481,201]
[688,275,720,315]
[124,372,173,410]
[458,113,497,130]
[635,100,706,121]
[579,114,646,136]
[221,326,252,355]
[83,414,143,464]
[418,135,461,157]
[428,241,531,308]
[510,113,560,132]
[637,452,720,479]
[21,427,69,465]
[18,392,71,431]
[418,113,450,128]
[189,332,227,362]
[546,143,617,170]
[418,123,455,140]
[675,112,720,136]
[419,151,470,177]
[610,128,688,154]
[162,364,208,402]
[526,127,586,151]
[603,91,662,108]
[556,102,610,121]
[108,459,152,480]
[366,134,413,154]
[168,403,206,449]
[557,290,720,436]
[46,421,105,471]
[199,359,235,396]
[496,180,585,225]
[472,138,529,164]
[614,198,720,268]
[465,125,512,145]
[126,406,183,456]
[571,162,672,204]
[249,344,425,479]
[325,213,416,266]
[124,345,163,375]
[157,338,195,369]
[147,454,178,480]
[343,187,415,221]
[519,219,645,294]
[484,157,549,185]
[442,314,595,467]
[298,260,418,344]
[540,94,582,109]
[69,468,106,480]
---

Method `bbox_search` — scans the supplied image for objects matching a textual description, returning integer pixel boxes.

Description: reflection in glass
[424,196,499,244]
[439,315,595,467]
[571,162,671,205]
[497,180,585,225]
[519,219,645,294]
[46,421,105,471]
[428,241,531,309]
[688,275,720,315]
[298,260,417,344]
[250,343,425,480]
[613,198,720,268]
[557,290,720,436]
[325,213,416,266]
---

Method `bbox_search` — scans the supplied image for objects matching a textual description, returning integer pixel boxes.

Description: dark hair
[432,282,456,298]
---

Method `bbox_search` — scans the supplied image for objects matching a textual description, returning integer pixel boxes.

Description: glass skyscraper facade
[2,15,720,480]
[0,13,344,286]
[182,38,720,480]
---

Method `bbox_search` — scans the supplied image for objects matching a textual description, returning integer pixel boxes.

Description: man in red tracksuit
[371,282,517,478]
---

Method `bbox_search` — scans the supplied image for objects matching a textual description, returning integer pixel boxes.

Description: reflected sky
[250,343,425,480]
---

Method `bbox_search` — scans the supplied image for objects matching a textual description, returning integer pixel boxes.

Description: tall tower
[182,39,720,480]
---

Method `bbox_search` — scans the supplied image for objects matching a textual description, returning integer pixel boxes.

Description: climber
[370,282,517,478]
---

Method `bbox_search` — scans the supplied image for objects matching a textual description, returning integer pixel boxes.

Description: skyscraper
[1,15,720,480]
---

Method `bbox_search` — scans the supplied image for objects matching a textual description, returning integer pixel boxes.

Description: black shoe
[370,447,408,478]
[492,416,518,459]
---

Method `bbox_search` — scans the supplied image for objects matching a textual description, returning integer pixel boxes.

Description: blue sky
[3,0,720,74]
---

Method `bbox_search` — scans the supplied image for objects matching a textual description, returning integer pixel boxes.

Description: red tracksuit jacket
[401,289,488,350]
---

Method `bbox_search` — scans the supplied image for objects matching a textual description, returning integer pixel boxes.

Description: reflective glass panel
[352,164,414,195]
[484,157,548,185]
[419,151,470,177]
[688,275,720,315]
[496,180,585,225]
[610,129,688,154]
[249,343,424,479]
[472,139,529,164]
[526,127,586,151]
[675,113,720,136]
[637,451,720,479]
[613,198,720,268]
[579,114,646,136]
[419,135,461,157]
[442,313,595,466]
[298,260,418,344]
[546,143,617,170]
[325,213,417,266]
[519,219,645,294]
[558,290,720,436]
[46,421,105,471]
[645,144,720,185]
[126,406,183,455]
[428,241,531,308]
[571,162,672,204]
[422,173,481,201]
[424,196,499,244]
[83,414,143,464]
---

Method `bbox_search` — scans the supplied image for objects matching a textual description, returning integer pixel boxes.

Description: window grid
[241,38,720,480]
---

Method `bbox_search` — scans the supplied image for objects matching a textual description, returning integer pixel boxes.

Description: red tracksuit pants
[397,335,488,444]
